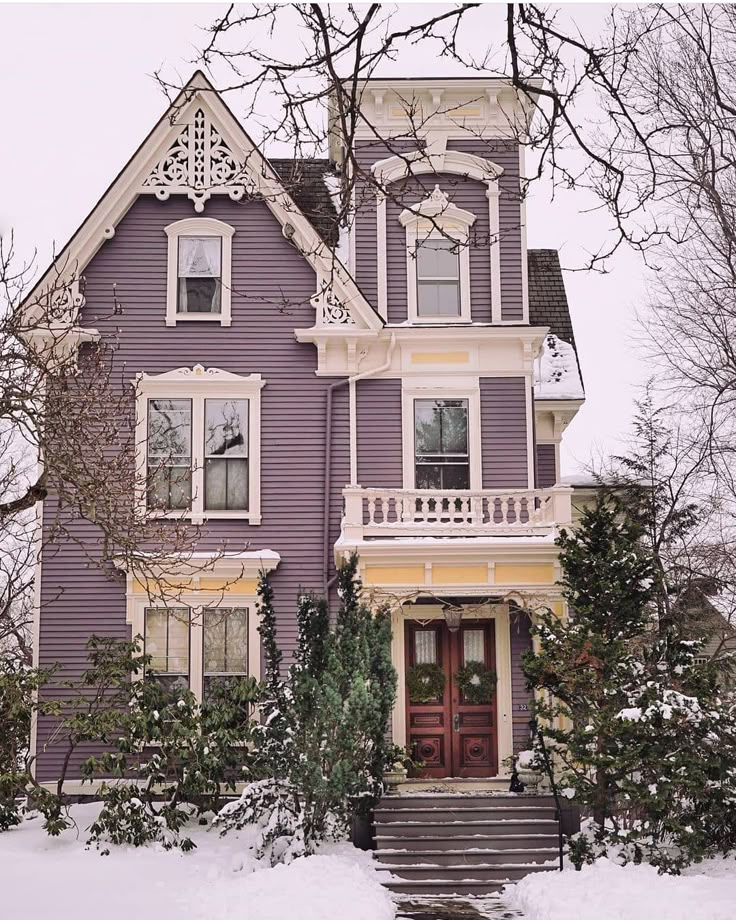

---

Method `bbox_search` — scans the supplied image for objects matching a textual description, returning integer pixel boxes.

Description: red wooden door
[405,619,498,778]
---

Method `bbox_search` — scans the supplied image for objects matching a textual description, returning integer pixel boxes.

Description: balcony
[341,486,573,541]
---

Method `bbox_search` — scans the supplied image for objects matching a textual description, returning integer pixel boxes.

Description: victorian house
[27,73,583,790]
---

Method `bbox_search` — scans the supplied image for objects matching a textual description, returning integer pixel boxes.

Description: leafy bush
[216,555,397,863]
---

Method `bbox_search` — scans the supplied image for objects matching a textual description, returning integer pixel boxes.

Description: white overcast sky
[0,2,650,475]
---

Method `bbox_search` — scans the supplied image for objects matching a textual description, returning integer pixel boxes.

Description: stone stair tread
[376,847,558,856]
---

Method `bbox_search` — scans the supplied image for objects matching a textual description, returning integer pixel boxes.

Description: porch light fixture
[442,604,463,633]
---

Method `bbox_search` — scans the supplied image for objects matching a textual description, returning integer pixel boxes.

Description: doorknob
[453,713,460,732]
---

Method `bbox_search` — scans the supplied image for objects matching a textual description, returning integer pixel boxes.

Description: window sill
[145,509,261,526]
[166,313,231,327]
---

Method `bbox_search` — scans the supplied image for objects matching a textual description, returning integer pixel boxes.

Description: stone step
[375,819,558,838]
[375,847,559,866]
[375,806,556,823]
[381,879,508,896]
[377,794,556,809]
[375,833,560,852]
[377,863,557,882]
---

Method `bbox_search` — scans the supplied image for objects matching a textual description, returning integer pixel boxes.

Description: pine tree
[525,493,736,871]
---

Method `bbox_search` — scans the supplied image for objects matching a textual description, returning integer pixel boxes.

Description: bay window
[144,607,190,693]
[203,607,249,698]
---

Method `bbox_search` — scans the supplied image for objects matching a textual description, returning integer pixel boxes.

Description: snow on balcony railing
[341,486,573,540]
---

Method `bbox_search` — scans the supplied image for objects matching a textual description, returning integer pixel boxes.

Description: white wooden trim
[165,218,234,327]
[391,603,514,776]
[401,380,482,490]
[525,375,535,489]
[134,366,264,525]
[29,465,44,777]
[487,185,502,324]
[519,145,530,323]
[376,192,387,319]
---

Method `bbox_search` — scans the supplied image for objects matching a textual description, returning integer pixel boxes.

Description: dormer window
[165,218,234,326]
[416,238,461,318]
[400,186,475,325]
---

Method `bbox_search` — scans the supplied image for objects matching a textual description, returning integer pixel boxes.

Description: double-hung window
[414,398,470,490]
[203,607,249,698]
[177,237,222,314]
[144,607,190,694]
[138,366,263,523]
[416,239,461,318]
[165,219,234,326]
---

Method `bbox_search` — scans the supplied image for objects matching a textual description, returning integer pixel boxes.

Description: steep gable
[24,72,380,333]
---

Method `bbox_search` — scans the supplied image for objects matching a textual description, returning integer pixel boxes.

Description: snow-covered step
[377,862,557,882]
[381,878,509,896]
[374,805,556,823]
[375,847,559,866]
[375,833,560,852]
[375,819,558,838]
[378,793,556,808]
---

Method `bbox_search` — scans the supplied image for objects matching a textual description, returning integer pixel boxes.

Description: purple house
[27,73,584,790]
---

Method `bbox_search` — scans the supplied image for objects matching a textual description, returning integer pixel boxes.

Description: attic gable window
[165,218,234,327]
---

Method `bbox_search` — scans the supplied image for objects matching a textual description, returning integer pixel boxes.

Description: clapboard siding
[36,195,350,782]
[536,443,557,488]
[356,378,403,487]
[510,610,534,754]
[354,139,523,324]
[480,377,529,488]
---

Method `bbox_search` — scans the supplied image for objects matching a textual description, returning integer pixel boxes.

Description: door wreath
[454,661,497,704]
[406,663,446,703]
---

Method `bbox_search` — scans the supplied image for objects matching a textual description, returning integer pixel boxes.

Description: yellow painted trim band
[363,565,425,586]
[410,351,470,365]
[431,564,488,586]
[494,564,555,585]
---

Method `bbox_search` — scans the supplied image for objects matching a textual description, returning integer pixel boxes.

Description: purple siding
[355,139,523,323]
[36,195,350,782]
[356,378,403,487]
[480,378,529,488]
[536,443,557,488]
[510,610,534,754]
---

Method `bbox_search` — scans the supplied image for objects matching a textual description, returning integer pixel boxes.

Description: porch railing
[341,486,573,540]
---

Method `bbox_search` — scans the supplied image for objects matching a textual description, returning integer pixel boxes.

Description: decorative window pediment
[142,108,249,213]
[400,187,475,324]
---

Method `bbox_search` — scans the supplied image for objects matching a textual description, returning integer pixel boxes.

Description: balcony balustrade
[341,486,573,540]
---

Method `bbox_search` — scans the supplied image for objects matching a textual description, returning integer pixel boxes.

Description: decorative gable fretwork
[141,108,249,213]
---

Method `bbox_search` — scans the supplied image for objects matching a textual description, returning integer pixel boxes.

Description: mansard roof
[527,249,576,350]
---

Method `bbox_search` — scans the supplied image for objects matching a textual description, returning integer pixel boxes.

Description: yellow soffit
[431,564,488,586]
[131,577,258,596]
[410,351,470,365]
[494,564,555,585]
[363,565,425,586]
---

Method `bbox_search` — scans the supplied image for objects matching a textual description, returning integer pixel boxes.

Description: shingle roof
[527,249,575,349]
[269,158,340,247]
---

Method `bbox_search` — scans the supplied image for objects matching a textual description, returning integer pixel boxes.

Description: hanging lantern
[442,604,463,632]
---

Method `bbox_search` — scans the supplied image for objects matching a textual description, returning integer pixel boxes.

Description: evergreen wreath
[454,661,497,704]
[406,663,446,703]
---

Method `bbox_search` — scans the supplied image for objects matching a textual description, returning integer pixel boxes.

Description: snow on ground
[0,804,395,920]
[506,855,736,920]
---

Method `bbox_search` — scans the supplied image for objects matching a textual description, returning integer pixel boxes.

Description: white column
[487,183,502,323]
[391,607,407,747]
[494,605,514,775]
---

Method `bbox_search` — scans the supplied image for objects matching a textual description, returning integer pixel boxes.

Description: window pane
[205,458,227,510]
[415,630,437,665]
[178,277,221,314]
[205,458,248,511]
[416,239,459,279]
[204,608,248,674]
[178,237,221,277]
[440,404,468,454]
[145,608,189,680]
[415,401,442,454]
[205,400,248,458]
[415,400,468,457]
[417,281,461,318]
[148,399,191,459]
[226,459,248,509]
[415,463,442,490]
[441,463,471,490]
[463,629,485,664]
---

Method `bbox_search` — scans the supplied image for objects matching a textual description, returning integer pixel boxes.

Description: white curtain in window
[415,630,437,664]
[178,237,221,278]
[463,628,485,664]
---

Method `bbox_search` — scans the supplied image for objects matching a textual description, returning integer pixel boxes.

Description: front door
[405,619,498,778]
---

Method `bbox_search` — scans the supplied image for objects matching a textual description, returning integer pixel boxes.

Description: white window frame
[135,365,264,524]
[401,379,482,490]
[133,595,261,703]
[165,218,235,327]
[399,187,476,325]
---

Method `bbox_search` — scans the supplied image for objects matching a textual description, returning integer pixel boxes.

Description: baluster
[402,495,413,523]
[501,496,511,524]
[421,497,430,522]
[367,497,376,525]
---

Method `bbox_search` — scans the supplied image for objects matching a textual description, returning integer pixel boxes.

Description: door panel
[405,619,498,778]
